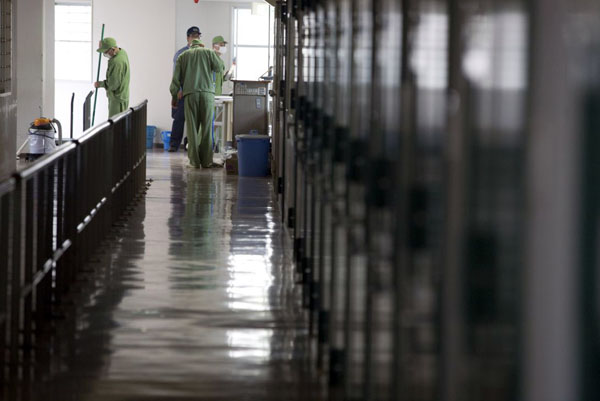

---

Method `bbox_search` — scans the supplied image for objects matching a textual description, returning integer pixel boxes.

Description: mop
[92,24,105,126]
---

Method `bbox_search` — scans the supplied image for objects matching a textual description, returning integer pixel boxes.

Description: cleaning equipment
[161,131,171,151]
[236,134,270,176]
[19,118,64,161]
[92,23,106,126]
[16,117,64,161]
[29,118,57,155]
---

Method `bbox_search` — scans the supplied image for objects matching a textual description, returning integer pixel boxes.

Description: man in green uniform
[211,35,228,96]
[170,39,224,168]
[94,37,130,117]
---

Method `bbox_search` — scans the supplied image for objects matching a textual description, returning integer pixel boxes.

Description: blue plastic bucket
[236,134,270,177]
[161,131,171,151]
[146,125,156,149]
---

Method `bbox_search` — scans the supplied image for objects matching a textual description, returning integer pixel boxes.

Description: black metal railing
[0,100,148,378]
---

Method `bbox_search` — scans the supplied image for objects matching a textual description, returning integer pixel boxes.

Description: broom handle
[91,24,105,126]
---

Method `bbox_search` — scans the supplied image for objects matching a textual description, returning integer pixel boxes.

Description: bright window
[410,13,448,89]
[55,1,92,138]
[55,3,92,81]
[233,5,274,80]
[462,12,528,90]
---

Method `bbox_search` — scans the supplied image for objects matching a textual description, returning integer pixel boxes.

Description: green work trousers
[184,92,215,168]
[108,98,129,118]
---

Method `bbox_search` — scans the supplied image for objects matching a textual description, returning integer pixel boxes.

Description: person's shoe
[168,148,178,153]
[186,162,200,169]
[206,162,223,168]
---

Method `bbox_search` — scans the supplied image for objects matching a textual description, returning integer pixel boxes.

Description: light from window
[462,12,528,90]
[55,2,92,138]
[233,7,274,81]
[237,7,269,46]
[0,0,12,95]
[55,4,92,81]
[410,13,448,89]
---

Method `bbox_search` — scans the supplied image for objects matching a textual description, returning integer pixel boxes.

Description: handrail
[16,143,77,180]
[77,120,112,145]
[131,99,148,112]
[0,177,15,196]
[14,107,139,177]
[110,108,132,124]
[0,100,148,376]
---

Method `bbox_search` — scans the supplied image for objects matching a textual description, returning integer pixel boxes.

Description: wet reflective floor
[11,150,325,400]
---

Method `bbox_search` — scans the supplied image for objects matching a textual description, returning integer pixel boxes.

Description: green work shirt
[214,57,225,96]
[170,47,224,102]
[99,48,130,102]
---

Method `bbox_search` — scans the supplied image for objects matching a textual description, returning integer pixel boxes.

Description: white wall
[86,0,258,134]
[176,0,237,59]
[92,0,176,133]
[16,0,54,149]
[11,0,257,150]
[176,0,251,87]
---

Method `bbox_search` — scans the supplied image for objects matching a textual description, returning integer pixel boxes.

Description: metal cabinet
[232,80,270,137]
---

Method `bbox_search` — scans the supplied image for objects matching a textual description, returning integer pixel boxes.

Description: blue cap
[187,26,201,36]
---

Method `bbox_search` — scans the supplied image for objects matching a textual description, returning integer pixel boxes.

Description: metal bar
[77,121,112,145]
[70,92,74,139]
[9,178,22,373]
[0,101,148,380]
[17,144,77,180]
[0,185,13,380]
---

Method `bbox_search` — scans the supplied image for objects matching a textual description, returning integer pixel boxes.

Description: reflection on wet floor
[12,150,324,401]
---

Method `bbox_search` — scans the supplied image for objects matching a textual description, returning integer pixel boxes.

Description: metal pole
[52,119,63,145]
[92,24,106,126]
[70,93,74,139]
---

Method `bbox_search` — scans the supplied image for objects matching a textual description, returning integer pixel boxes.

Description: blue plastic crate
[146,125,157,149]
[161,131,171,151]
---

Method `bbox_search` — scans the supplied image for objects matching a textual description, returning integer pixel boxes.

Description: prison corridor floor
[10,149,324,401]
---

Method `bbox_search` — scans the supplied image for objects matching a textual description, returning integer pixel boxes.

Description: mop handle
[91,24,105,126]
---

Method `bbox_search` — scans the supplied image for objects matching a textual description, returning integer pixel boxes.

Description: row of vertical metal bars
[0,101,148,383]
[0,0,10,94]
[270,0,600,400]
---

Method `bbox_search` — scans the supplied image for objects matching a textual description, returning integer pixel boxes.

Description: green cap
[190,39,204,47]
[212,35,227,45]
[97,37,117,53]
